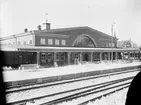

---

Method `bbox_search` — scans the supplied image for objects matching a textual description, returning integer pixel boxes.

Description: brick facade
[0,26,117,48]
[34,26,117,48]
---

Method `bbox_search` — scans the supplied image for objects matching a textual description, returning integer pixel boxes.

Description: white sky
[1,0,141,45]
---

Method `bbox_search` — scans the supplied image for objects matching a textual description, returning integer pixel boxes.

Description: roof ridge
[35,26,90,33]
[35,26,115,39]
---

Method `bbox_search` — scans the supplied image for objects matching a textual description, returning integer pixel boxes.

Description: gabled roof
[117,40,138,48]
[117,40,129,47]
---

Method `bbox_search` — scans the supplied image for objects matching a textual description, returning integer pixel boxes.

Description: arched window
[73,35,96,47]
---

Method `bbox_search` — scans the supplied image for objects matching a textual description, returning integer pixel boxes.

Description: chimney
[37,25,42,30]
[24,28,28,32]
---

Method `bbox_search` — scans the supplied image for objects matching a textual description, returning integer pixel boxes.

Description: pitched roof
[34,26,117,39]
[0,26,117,40]
[117,40,138,48]
[0,31,34,41]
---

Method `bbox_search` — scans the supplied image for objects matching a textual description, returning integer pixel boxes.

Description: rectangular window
[29,40,32,44]
[18,41,20,45]
[56,52,60,61]
[40,38,46,45]
[61,40,66,45]
[109,43,115,47]
[109,43,111,47]
[23,41,26,45]
[102,42,105,47]
[106,42,108,47]
[55,39,59,45]
[60,52,65,61]
[112,43,115,47]
[48,39,53,45]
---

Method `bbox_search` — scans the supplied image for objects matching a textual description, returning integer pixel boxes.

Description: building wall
[1,38,15,45]
[16,34,34,45]
[117,40,138,48]
[1,27,117,48]
[0,34,34,46]
[35,34,69,47]
[38,27,117,48]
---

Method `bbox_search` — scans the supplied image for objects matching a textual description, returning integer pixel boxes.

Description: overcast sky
[1,0,141,45]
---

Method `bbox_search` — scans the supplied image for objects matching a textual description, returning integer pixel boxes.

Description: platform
[3,61,141,82]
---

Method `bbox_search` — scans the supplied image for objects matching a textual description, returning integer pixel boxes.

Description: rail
[6,68,139,93]
[7,76,132,105]
[6,69,138,105]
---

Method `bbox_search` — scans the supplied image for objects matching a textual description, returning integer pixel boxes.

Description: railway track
[77,81,129,105]
[6,68,140,93]
[40,77,131,105]
[6,69,138,105]
[7,76,132,105]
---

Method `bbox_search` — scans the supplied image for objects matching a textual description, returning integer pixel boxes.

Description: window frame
[29,40,32,44]
[18,41,21,45]
[23,41,26,45]
[48,39,53,45]
[61,39,66,45]
[55,39,59,45]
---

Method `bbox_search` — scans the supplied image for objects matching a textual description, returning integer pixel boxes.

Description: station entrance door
[82,52,90,62]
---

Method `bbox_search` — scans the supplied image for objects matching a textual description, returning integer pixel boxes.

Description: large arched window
[73,35,96,47]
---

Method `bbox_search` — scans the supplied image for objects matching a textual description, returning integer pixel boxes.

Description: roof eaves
[0,31,35,41]
[85,27,115,38]
[34,26,89,33]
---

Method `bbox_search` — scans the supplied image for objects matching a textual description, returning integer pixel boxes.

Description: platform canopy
[0,44,140,53]
[16,46,141,53]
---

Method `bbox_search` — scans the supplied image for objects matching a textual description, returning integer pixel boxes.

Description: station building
[1,23,141,68]
[117,40,138,48]
[0,23,117,48]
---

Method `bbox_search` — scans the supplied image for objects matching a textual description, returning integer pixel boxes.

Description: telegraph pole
[111,22,115,62]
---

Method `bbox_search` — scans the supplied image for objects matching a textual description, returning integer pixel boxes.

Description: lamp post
[111,22,115,62]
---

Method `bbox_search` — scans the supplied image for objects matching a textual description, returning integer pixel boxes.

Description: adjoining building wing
[117,40,139,48]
